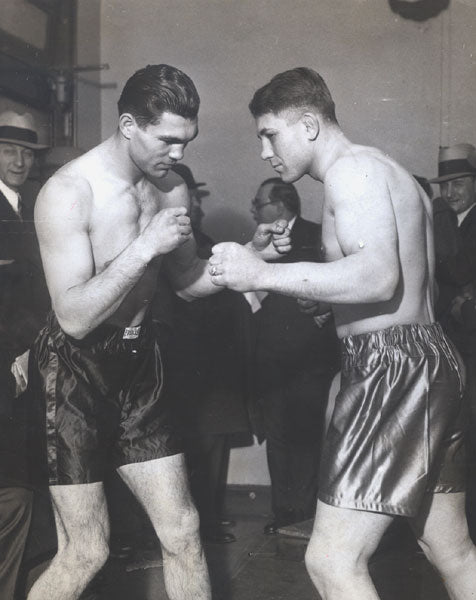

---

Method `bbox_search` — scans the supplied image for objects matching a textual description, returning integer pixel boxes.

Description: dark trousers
[463,352,476,542]
[260,369,333,522]
[0,487,33,600]
[185,434,230,530]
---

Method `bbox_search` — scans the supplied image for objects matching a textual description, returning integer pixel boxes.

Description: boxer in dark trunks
[28,64,290,600]
[208,67,476,599]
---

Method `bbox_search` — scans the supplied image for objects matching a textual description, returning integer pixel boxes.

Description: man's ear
[118,113,136,140]
[301,112,319,141]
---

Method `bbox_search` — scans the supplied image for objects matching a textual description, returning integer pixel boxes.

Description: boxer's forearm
[168,256,221,300]
[53,238,153,338]
[257,256,398,304]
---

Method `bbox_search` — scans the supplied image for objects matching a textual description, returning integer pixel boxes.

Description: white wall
[76,0,102,150]
[228,440,271,486]
[99,0,475,239]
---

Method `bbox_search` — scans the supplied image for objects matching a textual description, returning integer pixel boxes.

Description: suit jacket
[255,216,339,369]
[0,189,50,488]
[155,229,252,437]
[0,190,50,353]
[433,198,476,355]
[252,216,340,438]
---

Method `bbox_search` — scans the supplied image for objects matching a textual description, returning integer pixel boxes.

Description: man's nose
[260,140,273,161]
[13,149,25,167]
[169,145,185,161]
[250,205,260,220]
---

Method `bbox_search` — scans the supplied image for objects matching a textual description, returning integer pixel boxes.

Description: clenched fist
[250,219,292,261]
[297,298,333,328]
[140,206,192,259]
[208,242,268,292]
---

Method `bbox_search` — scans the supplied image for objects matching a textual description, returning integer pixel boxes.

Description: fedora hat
[0,110,49,150]
[428,143,476,183]
[171,164,210,197]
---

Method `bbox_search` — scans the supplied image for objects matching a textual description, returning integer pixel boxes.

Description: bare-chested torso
[321,145,435,338]
[49,139,176,329]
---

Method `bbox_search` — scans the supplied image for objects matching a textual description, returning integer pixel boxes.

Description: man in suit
[250,178,340,534]
[166,164,251,544]
[430,143,476,540]
[0,110,49,599]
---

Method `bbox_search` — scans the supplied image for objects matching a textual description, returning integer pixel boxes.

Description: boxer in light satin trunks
[208,67,476,600]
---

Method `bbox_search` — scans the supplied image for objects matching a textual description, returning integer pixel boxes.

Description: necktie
[16,194,23,221]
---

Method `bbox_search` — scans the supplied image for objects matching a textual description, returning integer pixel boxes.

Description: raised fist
[208,242,266,292]
[251,219,292,261]
[141,206,192,257]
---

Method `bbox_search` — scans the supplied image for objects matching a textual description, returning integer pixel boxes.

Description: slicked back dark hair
[249,67,337,125]
[118,64,200,127]
[261,177,301,216]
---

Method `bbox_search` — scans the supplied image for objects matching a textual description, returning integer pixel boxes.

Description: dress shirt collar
[457,203,476,226]
[0,179,21,216]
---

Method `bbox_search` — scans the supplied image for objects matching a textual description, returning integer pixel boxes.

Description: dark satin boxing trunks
[35,313,182,485]
[318,323,466,517]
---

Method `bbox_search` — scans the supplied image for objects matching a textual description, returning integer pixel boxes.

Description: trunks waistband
[341,322,447,356]
[46,312,147,348]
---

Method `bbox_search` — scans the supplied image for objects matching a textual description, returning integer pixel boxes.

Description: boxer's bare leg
[410,492,476,600]
[305,500,393,600]
[118,454,211,600]
[28,482,109,600]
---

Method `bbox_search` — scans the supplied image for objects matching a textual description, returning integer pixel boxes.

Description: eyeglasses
[251,199,274,211]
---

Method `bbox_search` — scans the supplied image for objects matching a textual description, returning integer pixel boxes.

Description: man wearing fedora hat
[431,142,476,541]
[431,144,476,318]
[0,110,49,599]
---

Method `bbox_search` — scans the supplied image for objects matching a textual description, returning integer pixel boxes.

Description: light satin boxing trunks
[35,312,182,485]
[318,323,466,517]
